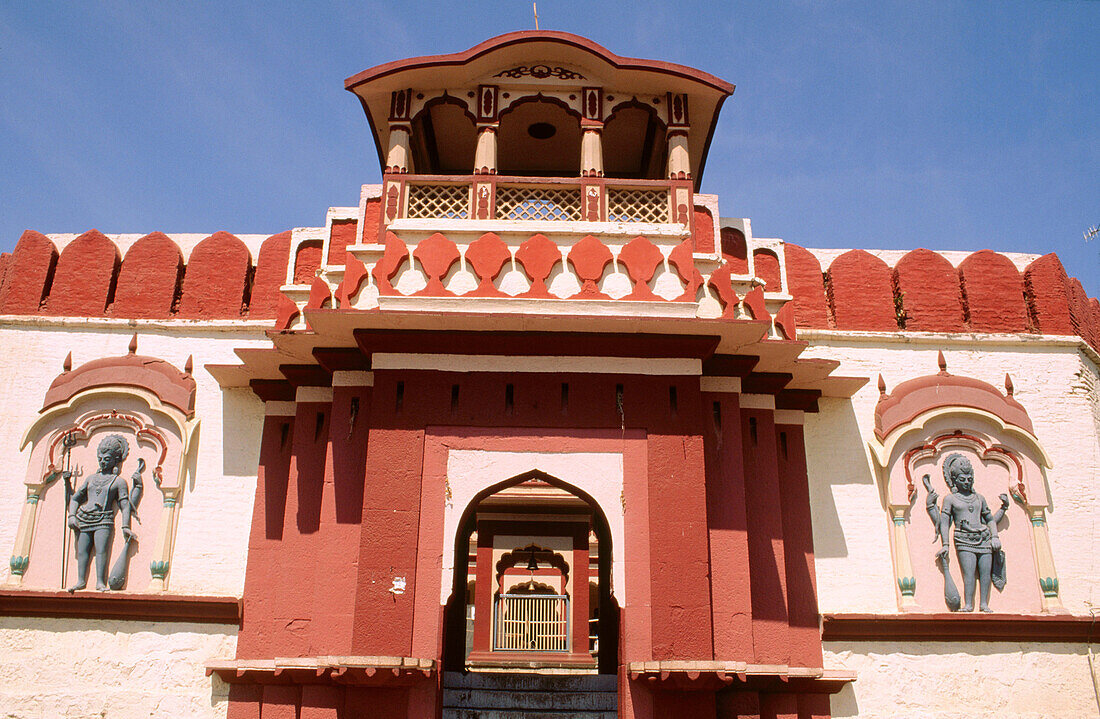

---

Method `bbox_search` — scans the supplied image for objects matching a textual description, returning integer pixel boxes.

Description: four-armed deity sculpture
[922,453,1008,612]
[66,435,145,592]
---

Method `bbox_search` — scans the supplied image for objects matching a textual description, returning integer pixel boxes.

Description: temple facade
[1,32,1098,719]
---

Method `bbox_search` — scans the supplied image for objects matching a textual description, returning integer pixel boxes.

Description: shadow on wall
[830,683,860,718]
[804,398,875,559]
[221,387,264,477]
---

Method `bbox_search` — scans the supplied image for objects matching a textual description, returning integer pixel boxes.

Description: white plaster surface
[803,340,1100,616]
[824,641,1100,718]
[0,616,235,718]
[441,450,625,605]
[0,324,269,596]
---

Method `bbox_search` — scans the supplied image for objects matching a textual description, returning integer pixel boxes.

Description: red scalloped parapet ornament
[465,233,512,298]
[412,233,461,297]
[568,235,613,299]
[618,236,663,301]
[515,234,561,299]
[371,232,408,296]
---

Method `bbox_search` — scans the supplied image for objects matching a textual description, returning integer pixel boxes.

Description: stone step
[443,671,617,693]
[443,688,617,712]
[442,711,616,719]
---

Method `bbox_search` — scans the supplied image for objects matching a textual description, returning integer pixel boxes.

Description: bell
[526,551,539,572]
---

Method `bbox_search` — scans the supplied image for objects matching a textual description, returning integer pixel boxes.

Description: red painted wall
[703,393,754,660]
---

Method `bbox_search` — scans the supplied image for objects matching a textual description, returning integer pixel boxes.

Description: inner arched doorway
[442,470,619,675]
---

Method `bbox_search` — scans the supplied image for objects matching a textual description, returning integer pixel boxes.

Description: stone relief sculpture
[871,357,1062,613]
[922,453,1008,612]
[65,435,147,592]
[5,338,198,593]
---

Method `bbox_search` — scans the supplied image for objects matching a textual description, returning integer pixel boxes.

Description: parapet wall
[785,244,1100,352]
[0,228,305,321]
[3,208,1097,361]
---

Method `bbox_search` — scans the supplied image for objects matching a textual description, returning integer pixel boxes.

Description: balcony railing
[494,594,569,652]
[394,175,678,225]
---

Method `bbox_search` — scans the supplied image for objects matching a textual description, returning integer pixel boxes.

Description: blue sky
[2,2,1097,292]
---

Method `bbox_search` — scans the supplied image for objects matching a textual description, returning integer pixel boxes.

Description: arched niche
[869,365,1061,613]
[603,100,666,179]
[410,95,478,174]
[497,96,582,176]
[6,349,198,594]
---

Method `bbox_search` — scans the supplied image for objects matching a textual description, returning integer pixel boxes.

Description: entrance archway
[443,470,619,675]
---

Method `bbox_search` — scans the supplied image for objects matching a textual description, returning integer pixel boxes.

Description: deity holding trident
[923,453,1009,612]
[66,435,145,592]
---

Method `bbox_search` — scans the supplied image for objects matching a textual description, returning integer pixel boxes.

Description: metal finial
[63,352,72,372]
[877,374,887,398]
[128,334,138,355]
[184,355,194,376]
[1005,373,1014,396]
[937,351,947,374]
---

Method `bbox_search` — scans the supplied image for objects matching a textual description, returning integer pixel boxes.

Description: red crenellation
[826,250,898,331]
[957,250,1029,333]
[0,232,60,313]
[1023,254,1076,336]
[177,232,252,319]
[44,230,121,316]
[2,225,1099,357]
[251,232,293,319]
[892,249,966,332]
[111,233,185,319]
[782,244,829,328]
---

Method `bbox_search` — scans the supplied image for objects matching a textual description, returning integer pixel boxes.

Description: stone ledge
[0,588,241,625]
[625,661,855,693]
[821,613,1099,642]
[207,656,436,686]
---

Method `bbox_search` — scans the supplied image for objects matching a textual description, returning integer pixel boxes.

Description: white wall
[824,641,1100,718]
[0,616,235,719]
[802,337,1100,616]
[0,320,270,596]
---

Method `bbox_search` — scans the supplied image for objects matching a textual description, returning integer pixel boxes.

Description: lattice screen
[607,189,669,223]
[497,187,582,222]
[406,184,469,220]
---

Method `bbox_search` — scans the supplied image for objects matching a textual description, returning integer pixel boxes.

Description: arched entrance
[443,470,619,675]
